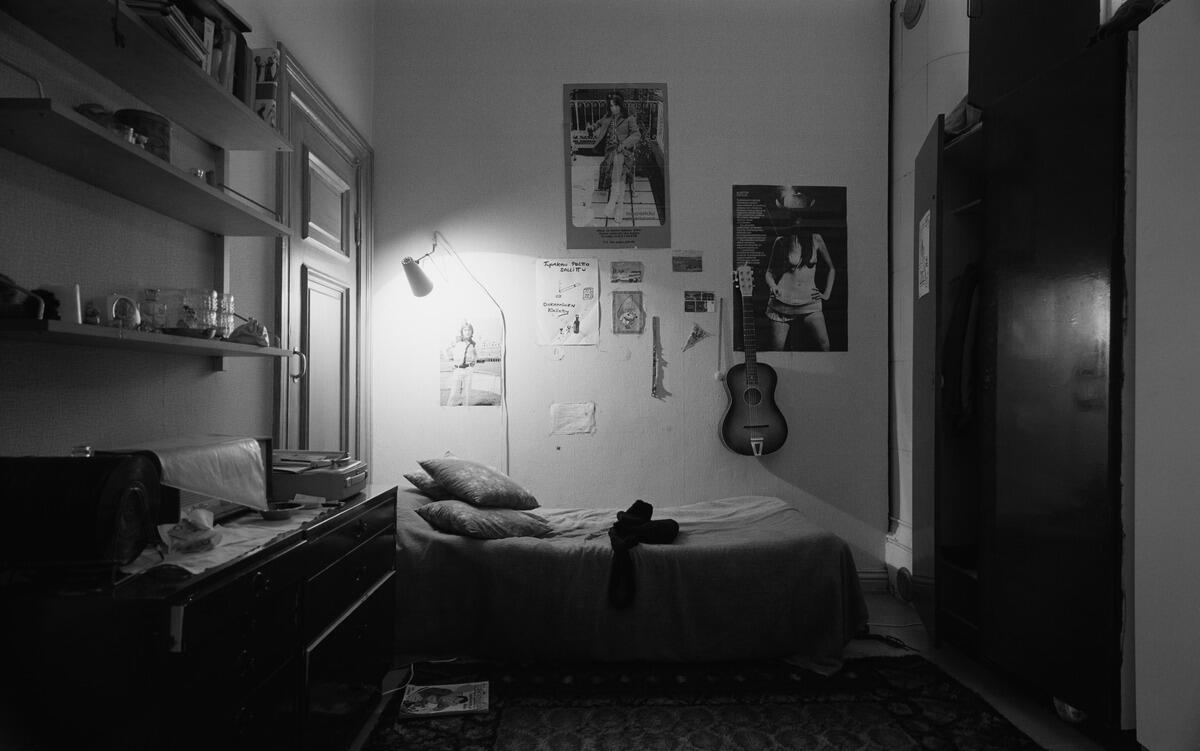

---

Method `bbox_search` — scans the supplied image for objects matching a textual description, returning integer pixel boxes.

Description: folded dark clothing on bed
[608,500,678,608]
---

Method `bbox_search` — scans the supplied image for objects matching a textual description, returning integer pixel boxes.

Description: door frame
[274,44,374,465]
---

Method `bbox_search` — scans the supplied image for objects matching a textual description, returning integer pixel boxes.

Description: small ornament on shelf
[251,46,280,128]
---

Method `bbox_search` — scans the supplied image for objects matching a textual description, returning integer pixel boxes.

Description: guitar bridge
[750,437,765,456]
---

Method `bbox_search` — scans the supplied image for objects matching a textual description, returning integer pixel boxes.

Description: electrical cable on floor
[856,633,918,651]
[380,663,416,696]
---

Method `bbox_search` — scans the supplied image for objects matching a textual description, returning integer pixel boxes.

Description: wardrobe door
[979,35,1126,725]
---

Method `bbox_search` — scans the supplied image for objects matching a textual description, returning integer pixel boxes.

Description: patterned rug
[362,655,1043,750]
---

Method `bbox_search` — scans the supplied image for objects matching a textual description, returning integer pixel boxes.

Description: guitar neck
[741,293,758,385]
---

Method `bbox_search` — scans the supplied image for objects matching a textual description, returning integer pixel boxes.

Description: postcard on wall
[672,253,702,272]
[396,681,489,719]
[612,290,645,334]
[564,83,670,249]
[683,290,715,313]
[439,315,502,407]
[535,258,600,345]
[731,185,848,352]
[611,260,643,283]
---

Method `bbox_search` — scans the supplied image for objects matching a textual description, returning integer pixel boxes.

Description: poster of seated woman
[565,83,670,250]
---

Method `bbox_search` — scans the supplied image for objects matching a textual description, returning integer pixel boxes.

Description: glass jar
[182,288,217,330]
[217,292,235,338]
[139,288,166,332]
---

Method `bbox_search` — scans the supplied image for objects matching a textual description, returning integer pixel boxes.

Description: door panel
[299,266,349,450]
[302,150,351,255]
[980,36,1125,724]
[911,118,941,642]
[284,67,361,455]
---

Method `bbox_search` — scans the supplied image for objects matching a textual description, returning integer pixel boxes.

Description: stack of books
[125,0,264,115]
[127,2,209,68]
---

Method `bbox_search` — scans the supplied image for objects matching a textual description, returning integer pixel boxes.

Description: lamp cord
[432,231,510,476]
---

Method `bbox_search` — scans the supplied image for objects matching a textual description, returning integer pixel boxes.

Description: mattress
[394,493,868,672]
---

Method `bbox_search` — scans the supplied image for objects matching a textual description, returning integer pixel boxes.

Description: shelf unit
[0,99,288,236]
[0,0,295,362]
[0,319,289,359]
[0,0,290,152]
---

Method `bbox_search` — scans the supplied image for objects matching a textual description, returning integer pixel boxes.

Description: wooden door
[979,35,1125,725]
[911,118,942,643]
[278,49,372,458]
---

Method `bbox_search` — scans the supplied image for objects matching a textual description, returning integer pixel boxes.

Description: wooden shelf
[0,99,288,236]
[0,319,289,358]
[0,0,290,153]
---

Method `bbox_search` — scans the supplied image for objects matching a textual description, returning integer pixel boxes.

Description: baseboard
[857,568,890,592]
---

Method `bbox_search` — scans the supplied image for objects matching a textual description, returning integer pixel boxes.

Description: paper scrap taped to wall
[550,402,596,435]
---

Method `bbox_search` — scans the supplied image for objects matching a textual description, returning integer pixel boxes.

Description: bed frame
[394,492,868,674]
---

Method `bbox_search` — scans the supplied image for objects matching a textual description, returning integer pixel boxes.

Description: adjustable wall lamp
[401,231,510,474]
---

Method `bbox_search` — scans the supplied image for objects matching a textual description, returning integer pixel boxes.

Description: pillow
[415,500,552,540]
[418,456,539,510]
[403,469,452,499]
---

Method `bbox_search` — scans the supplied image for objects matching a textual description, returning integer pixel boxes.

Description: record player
[271,449,368,503]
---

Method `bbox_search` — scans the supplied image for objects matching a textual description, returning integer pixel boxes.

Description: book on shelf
[232,33,255,106]
[198,15,216,75]
[214,26,238,91]
[394,681,489,720]
[133,4,206,66]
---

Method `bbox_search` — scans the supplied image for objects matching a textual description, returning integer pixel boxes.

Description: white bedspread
[394,493,868,671]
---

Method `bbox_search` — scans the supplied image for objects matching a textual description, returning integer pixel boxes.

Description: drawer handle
[234,705,256,735]
[353,564,368,586]
[354,518,369,540]
[236,649,257,679]
[252,570,272,597]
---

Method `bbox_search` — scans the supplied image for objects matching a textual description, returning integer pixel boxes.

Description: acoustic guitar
[720,265,788,456]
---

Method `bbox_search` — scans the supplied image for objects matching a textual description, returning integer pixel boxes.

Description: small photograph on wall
[731,185,848,352]
[439,315,502,407]
[564,83,670,249]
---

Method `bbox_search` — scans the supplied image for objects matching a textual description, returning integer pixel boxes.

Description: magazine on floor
[395,681,489,719]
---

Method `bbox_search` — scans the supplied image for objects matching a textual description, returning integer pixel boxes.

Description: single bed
[394,492,869,673]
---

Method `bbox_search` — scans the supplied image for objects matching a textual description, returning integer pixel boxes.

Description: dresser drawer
[303,574,395,751]
[172,542,307,653]
[169,542,306,696]
[306,497,396,576]
[304,528,394,641]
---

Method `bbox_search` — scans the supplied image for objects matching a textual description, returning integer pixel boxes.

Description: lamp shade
[402,256,433,297]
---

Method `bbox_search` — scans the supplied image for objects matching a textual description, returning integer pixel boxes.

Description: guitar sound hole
[742,387,762,406]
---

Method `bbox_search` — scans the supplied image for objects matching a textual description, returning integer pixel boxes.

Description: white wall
[370,0,891,568]
[886,0,969,578]
[1134,2,1200,747]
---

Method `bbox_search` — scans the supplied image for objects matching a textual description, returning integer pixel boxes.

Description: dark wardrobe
[912,24,1128,730]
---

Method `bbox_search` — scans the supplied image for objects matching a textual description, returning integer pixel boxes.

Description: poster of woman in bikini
[731,185,848,352]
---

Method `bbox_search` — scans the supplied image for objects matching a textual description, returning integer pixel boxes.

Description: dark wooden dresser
[0,485,397,751]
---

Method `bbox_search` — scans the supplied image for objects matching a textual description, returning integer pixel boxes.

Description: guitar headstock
[733,265,754,298]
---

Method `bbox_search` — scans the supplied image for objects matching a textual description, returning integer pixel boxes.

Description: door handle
[290,348,308,382]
